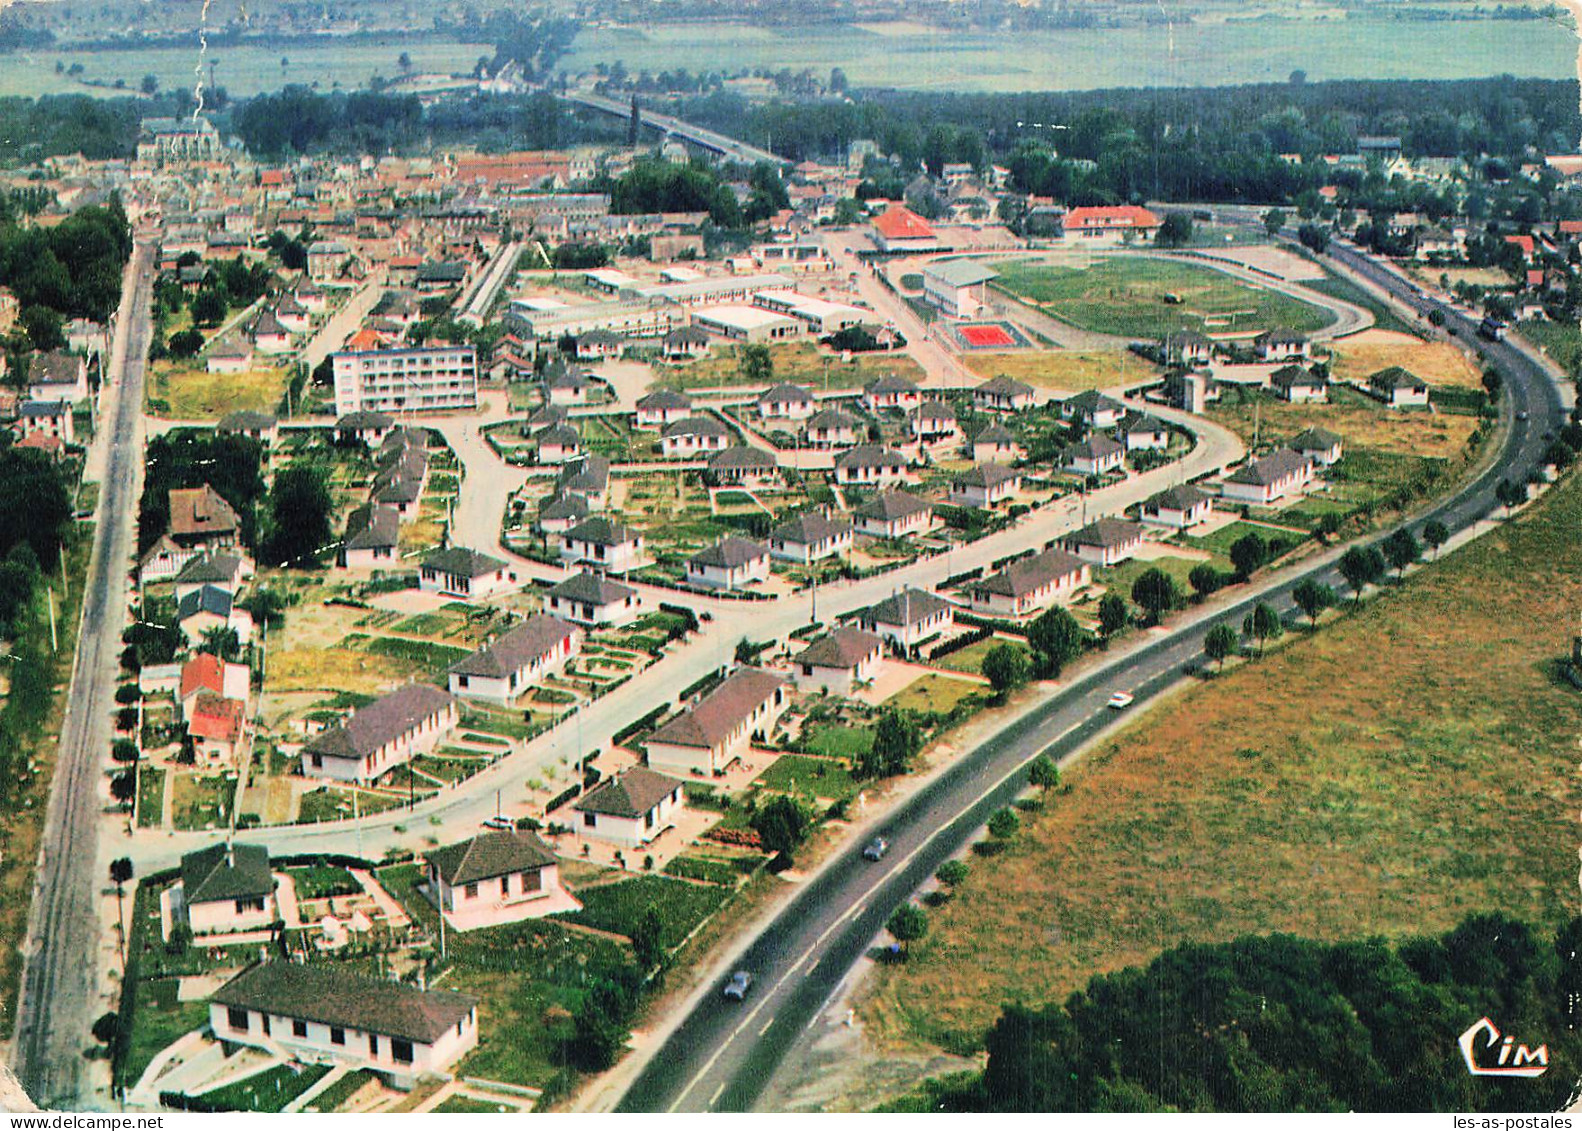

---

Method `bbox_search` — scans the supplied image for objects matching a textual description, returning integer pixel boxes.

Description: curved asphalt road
[613,243,1567,1114]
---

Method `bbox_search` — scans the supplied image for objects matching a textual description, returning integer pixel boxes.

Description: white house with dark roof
[419,547,515,600]
[757,382,816,421]
[645,667,790,776]
[1139,484,1213,529]
[908,401,959,443]
[301,683,459,783]
[423,829,579,931]
[1061,391,1127,429]
[634,387,693,429]
[853,489,933,540]
[447,614,582,705]
[168,842,275,938]
[534,423,582,464]
[335,411,395,449]
[209,961,479,1089]
[802,407,860,449]
[26,351,87,403]
[573,767,685,849]
[1065,433,1125,477]
[177,584,254,646]
[1291,427,1344,467]
[949,462,1021,508]
[341,504,400,568]
[969,421,1023,464]
[1221,448,1314,505]
[1254,329,1311,362]
[537,493,590,535]
[1117,415,1170,452]
[217,410,279,446]
[687,536,771,589]
[790,627,883,695]
[560,516,645,573]
[833,445,909,488]
[706,446,779,489]
[1368,366,1430,407]
[973,375,1035,413]
[855,587,955,651]
[862,373,921,412]
[546,571,641,627]
[1269,365,1328,404]
[769,512,853,563]
[966,549,1091,617]
[556,455,610,508]
[660,415,731,458]
[17,400,73,444]
[1059,518,1146,567]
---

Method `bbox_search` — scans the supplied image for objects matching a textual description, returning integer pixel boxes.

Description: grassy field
[557,874,728,947]
[656,341,925,391]
[264,647,416,695]
[991,257,1333,338]
[170,773,233,832]
[285,864,360,901]
[1210,386,1478,461]
[135,764,165,829]
[886,673,984,715]
[933,635,1028,677]
[435,1095,517,1114]
[1300,274,1421,338]
[1329,341,1480,389]
[862,468,1582,1055]
[801,722,875,760]
[962,350,1158,392]
[1520,319,1582,379]
[755,752,859,802]
[148,363,289,419]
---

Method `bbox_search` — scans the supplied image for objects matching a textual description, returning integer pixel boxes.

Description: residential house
[300,683,459,783]
[419,547,515,600]
[217,410,279,446]
[833,445,908,488]
[340,504,400,568]
[545,368,597,406]
[1368,365,1430,407]
[1270,365,1328,404]
[209,961,478,1089]
[790,627,883,696]
[1254,329,1311,363]
[16,400,73,445]
[686,536,771,590]
[423,829,578,931]
[206,336,255,375]
[1117,414,1170,451]
[171,843,275,938]
[536,493,590,535]
[447,615,581,705]
[1064,433,1125,477]
[870,204,939,253]
[176,585,254,646]
[1059,518,1146,567]
[908,401,958,443]
[645,667,790,776]
[1139,484,1213,529]
[854,587,954,651]
[139,536,199,585]
[967,549,1091,617]
[335,411,395,449]
[1061,391,1126,429]
[634,388,693,429]
[973,376,1035,413]
[1162,330,1214,367]
[573,768,685,849]
[167,485,241,552]
[1060,205,1162,243]
[803,408,860,449]
[572,329,624,361]
[1291,427,1344,467]
[706,446,780,489]
[249,310,292,355]
[187,692,246,764]
[862,373,921,412]
[535,423,583,465]
[1220,448,1315,505]
[545,572,641,628]
[969,421,1023,464]
[661,326,711,361]
[949,462,1021,508]
[560,516,645,573]
[557,456,611,509]
[757,383,816,422]
[26,351,88,403]
[178,651,251,721]
[769,513,853,563]
[853,489,933,540]
[660,416,731,458]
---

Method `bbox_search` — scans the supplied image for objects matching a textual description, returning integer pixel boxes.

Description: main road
[10,242,155,1109]
[609,243,1568,1113]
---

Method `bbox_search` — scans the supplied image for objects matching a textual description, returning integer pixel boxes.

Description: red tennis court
[958,323,1015,348]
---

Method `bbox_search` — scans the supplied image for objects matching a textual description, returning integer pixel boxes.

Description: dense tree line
[137,432,265,555]
[0,196,130,335]
[924,913,1582,1112]
[232,87,425,158]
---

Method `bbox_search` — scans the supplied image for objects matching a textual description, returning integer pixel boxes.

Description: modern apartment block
[331,345,479,416]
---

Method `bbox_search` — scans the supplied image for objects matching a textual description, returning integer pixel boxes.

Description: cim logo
[1458,1017,1549,1078]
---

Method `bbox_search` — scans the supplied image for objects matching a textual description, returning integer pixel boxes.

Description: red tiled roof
[345,328,385,350]
[16,432,61,451]
[872,204,935,242]
[1506,234,1535,254]
[260,170,286,186]
[181,653,224,700]
[1527,269,1546,287]
[188,692,244,743]
[1561,220,1582,235]
[1063,205,1162,231]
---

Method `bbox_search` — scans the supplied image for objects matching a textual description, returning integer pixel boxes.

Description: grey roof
[805,407,858,430]
[923,258,999,287]
[771,512,852,545]
[1120,414,1169,436]
[344,504,399,550]
[971,549,1088,598]
[548,571,635,606]
[28,351,82,387]
[565,516,637,546]
[974,375,1034,399]
[174,553,243,585]
[181,842,271,905]
[834,444,906,471]
[865,373,919,395]
[336,411,394,432]
[1269,364,1325,389]
[1291,427,1343,450]
[526,405,570,430]
[450,614,579,679]
[422,546,507,579]
[538,493,590,523]
[1066,433,1124,460]
[1369,365,1427,391]
[212,962,477,1046]
[578,328,622,346]
[758,382,813,405]
[647,668,787,749]
[536,424,581,448]
[636,388,692,411]
[1063,390,1125,415]
[557,456,610,494]
[305,684,456,761]
[954,462,1019,489]
[1064,517,1145,548]
[973,422,1016,445]
[177,584,232,620]
[664,326,711,346]
[792,626,882,670]
[863,587,952,627]
[708,446,778,472]
[250,310,288,338]
[218,410,276,433]
[1227,448,1312,486]
[1257,328,1308,346]
[424,829,557,886]
[690,536,769,569]
[910,400,956,423]
[855,489,931,522]
[661,415,730,438]
[1143,484,1211,512]
[17,400,66,419]
[574,767,682,819]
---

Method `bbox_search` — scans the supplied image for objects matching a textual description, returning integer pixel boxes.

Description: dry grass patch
[1405,264,1513,290]
[265,647,417,694]
[148,362,289,418]
[1211,394,1477,459]
[657,341,926,391]
[861,471,1582,1055]
[963,350,1159,392]
[1329,341,1481,389]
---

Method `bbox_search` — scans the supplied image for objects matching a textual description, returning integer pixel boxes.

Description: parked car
[723,971,754,1001]
[482,815,514,831]
[1107,691,1135,709]
[862,837,889,861]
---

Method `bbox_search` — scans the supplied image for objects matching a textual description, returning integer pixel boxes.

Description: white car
[481,816,515,831]
[1107,691,1135,710]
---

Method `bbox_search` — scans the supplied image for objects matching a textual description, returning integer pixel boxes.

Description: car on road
[1107,691,1135,709]
[482,816,515,831]
[723,971,753,1001]
[862,837,889,861]
[1517,410,1530,421]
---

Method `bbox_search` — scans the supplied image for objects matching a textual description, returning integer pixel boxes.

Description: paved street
[10,243,155,1109]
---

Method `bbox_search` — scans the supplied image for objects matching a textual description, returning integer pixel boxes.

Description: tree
[936,860,969,887]
[568,976,632,1071]
[189,288,227,327]
[1292,578,1336,625]
[862,709,922,779]
[1383,528,1420,578]
[887,903,928,958]
[1248,602,1285,654]
[1098,593,1128,637]
[1188,563,1223,600]
[982,644,1030,701]
[200,626,240,661]
[987,807,1020,840]
[738,343,773,385]
[631,905,664,971]
[398,51,413,73]
[140,74,159,95]
[167,328,203,358]
[1229,532,1269,580]
[1204,622,1238,671]
[1496,478,1526,515]
[1157,212,1194,248]
[1130,568,1181,626]
[1338,545,1384,602]
[1424,519,1449,559]
[1027,754,1060,794]
[1263,207,1287,236]
[109,857,133,965]
[109,770,135,807]
[91,1011,118,1045]
[1027,605,1083,676]
[262,465,333,567]
[1297,222,1330,254]
[751,795,811,859]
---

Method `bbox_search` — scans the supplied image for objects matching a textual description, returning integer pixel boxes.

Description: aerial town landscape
[0,0,1580,1117]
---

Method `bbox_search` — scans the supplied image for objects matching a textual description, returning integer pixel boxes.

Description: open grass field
[991,257,1333,339]
[861,469,1582,1056]
[755,752,859,802]
[885,672,983,715]
[933,635,1027,677]
[1329,341,1481,389]
[1520,319,1582,378]
[265,647,416,695]
[656,341,925,391]
[1210,386,1479,462]
[963,350,1158,393]
[170,772,233,832]
[558,874,728,947]
[147,363,288,419]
